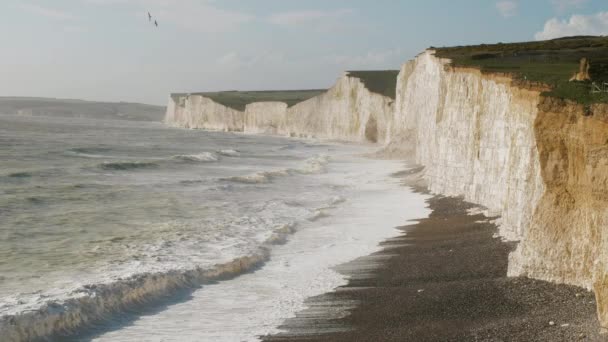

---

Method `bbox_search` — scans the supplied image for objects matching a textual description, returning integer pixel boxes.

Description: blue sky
[1,0,607,105]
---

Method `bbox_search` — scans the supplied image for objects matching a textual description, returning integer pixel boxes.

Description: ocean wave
[172,152,219,163]
[265,223,297,245]
[330,196,347,205]
[217,149,240,157]
[308,209,330,222]
[6,172,32,178]
[66,147,114,159]
[221,155,330,184]
[222,169,289,184]
[179,179,204,185]
[71,147,112,154]
[99,161,159,171]
[278,144,297,150]
[292,154,330,174]
[0,217,302,342]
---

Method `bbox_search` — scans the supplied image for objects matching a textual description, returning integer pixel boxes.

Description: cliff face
[509,99,608,321]
[285,75,394,142]
[165,50,608,327]
[165,95,244,132]
[244,102,288,135]
[166,75,394,143]
[393,51,545,241]
[393,51,607,327]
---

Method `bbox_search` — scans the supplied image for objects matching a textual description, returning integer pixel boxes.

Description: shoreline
[54,155,429,341]
[263,193,602,341]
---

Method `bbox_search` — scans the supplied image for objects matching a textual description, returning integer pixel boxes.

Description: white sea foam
[223,170,288,184]
[222,155,330,184]
[92,158,432,342]
[217,149,240,157]
[172,152,219,162]
[330,196,347,205]
[308,209,330,221]
[0,206,308,341]
[292,154,329,174]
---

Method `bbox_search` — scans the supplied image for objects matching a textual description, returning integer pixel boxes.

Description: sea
[0,114,429,341]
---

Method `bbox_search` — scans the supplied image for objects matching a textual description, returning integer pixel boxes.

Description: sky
[1,0,607,105]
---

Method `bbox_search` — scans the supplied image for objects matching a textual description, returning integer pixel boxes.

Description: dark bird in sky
[154,20,158,27]
[148,12,152,21]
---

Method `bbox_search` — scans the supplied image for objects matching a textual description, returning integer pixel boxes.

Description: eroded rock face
[509,98,608,323]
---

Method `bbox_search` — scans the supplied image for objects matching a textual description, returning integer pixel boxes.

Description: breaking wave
[217,149,240,157]
[223,170,289,184]
[172,152,219,163]
[222,155,329,184]
[0,221,300,342]
[308,209,330,222]
[330,196,347,205]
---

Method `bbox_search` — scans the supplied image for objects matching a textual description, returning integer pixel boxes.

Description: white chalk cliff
[166,95,244,132]
[166,74,394,143]
[166,50,608,327]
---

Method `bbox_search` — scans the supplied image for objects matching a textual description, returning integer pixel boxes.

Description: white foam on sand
[93,156,431,342]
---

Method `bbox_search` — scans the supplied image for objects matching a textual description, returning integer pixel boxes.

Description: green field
[347,70,400,99]
[171,90,325,111]
[433,36,608,104]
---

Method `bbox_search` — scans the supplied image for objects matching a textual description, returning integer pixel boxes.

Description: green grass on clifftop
[347,70,400,99]
[171,90,325,111]
[434,36,608,104]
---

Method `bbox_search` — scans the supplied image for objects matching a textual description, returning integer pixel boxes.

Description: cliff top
[346,70,400,99]
[171,90,325,111]
[433,36,608,104]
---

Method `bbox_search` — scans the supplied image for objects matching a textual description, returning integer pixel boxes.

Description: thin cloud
[87,0,253,33]
[217,51,286,69]
[496,1,518,18]
[535,11,608,40]
[19,3,75,20]
[269,9,354,26]
[157,4,252,33]
[550,0,588,13]
[325,48,405,69]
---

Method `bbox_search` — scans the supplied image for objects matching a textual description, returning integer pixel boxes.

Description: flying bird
[154,20,158,27]
[148,12,152,21]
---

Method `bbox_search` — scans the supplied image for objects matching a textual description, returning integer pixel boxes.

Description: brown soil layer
[262,195,602,341]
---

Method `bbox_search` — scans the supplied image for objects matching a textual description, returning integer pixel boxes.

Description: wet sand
[263,195,602,341]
